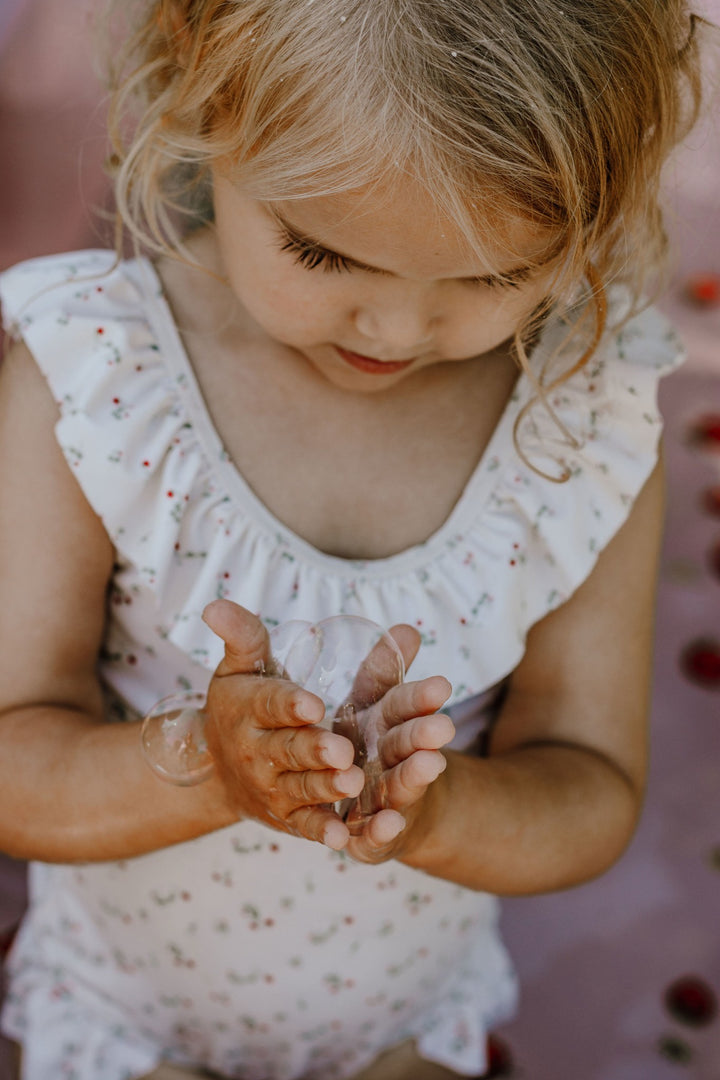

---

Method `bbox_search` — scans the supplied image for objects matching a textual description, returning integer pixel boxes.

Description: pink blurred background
[0,2,719,1077]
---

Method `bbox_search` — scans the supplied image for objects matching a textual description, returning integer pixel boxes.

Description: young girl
[0,1,709,1078]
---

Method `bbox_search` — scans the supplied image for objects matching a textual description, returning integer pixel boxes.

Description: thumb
[202,599,272,677]
[388,624,422,671]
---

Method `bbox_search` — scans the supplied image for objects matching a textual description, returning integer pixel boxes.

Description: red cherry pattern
[664,975,718,1027]
[679,638,720,688]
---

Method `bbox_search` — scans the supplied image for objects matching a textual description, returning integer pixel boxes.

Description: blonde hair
[104,0,708,474]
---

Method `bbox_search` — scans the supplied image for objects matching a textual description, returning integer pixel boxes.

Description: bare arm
[390,457,665,894]
[0,343,240,861]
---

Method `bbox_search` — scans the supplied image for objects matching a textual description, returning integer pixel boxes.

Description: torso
[156,229,520,560]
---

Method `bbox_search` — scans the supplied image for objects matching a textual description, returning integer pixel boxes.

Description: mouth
[334,346,417,375]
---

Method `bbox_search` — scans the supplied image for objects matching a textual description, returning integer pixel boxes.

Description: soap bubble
[283,616,405,833]
[140,692,211,786]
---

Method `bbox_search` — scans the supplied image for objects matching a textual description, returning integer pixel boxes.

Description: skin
[0,174,661,893]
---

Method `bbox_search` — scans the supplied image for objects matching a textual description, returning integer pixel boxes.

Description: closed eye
[278,231,362,274]
[277,224,537,288]
[465,268,534,290]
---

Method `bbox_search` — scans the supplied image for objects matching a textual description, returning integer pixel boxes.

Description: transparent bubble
[140,616,404,831]
[282,616,405,833]
[140,692,211,786]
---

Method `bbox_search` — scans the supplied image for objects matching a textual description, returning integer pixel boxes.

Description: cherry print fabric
[0,251,683,1080]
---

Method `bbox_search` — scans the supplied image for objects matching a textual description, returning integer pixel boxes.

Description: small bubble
[451,51,457,57]
[340,14,347,21]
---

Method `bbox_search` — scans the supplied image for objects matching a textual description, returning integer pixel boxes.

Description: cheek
[485,282,551,337]
[232,259,338,339]
[451,288,536,339]
[440,283,549,358]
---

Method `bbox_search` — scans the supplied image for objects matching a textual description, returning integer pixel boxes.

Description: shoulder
[516,290,682,480]
[1,249,163,382]
[0,248,173,427]
[1,250,134,321]
[0,249,199,545]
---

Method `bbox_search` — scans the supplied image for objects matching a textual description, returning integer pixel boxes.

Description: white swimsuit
[0,252,682,1080]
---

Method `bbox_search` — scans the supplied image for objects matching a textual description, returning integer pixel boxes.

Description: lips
[334,346,416,375]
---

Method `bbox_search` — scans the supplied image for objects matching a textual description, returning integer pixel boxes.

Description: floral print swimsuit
[0,252,682,1080]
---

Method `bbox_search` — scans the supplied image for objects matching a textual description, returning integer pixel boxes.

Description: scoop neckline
[134,256,546,580]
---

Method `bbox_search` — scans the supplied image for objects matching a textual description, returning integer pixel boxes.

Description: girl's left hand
[344,626,455,864]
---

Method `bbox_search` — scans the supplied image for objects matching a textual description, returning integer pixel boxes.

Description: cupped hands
[201,599,454,860]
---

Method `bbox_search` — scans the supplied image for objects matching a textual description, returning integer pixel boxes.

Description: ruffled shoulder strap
[0,251,229,593]
[478,291,684,632]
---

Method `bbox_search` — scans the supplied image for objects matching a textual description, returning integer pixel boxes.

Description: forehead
[272,178,555,278]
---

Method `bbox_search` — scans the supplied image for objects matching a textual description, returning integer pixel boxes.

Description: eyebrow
[268,206,538,284]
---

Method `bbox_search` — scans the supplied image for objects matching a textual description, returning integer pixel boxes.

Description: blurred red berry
[680,639,720,687]
[685,273,720,307]
[688,414,720,450]
[479,1034,513,1077]
[709,540,720,580]
[701,486,720,517]
[664,975,718,1027]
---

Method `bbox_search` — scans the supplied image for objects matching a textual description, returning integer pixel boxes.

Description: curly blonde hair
[104,0,708,473]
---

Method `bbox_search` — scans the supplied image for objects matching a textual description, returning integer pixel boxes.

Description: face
[211,171,556,392]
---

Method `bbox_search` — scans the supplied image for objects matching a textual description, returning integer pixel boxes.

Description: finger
[383,750,448,809]
[348,625,411,707]
[379,712,456,768]
[380,676,452,729]
[286,805,351,851]
[262,726,356,771]
[280,764,364,807]
[387,624,421,670]
[363,808,406,846]
[220,674,325,729]
[346,809,407,863]
[203,599,272,677]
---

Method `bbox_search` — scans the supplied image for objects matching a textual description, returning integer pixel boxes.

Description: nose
[353,285,435,356]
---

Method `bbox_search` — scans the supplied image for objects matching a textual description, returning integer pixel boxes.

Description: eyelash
[279,233,355,273]
[278,230,531,289]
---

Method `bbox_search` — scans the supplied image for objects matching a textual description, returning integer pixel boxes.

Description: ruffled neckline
[0,249,682,699]
[135,256,543,580]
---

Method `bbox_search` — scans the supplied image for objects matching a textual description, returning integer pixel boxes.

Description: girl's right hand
[201,599,364,849]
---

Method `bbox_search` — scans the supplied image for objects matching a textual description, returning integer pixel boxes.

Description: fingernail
[334,769,363,797]
[295,698,322,722]
[322,821,347,850]
[385,814,406,840]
